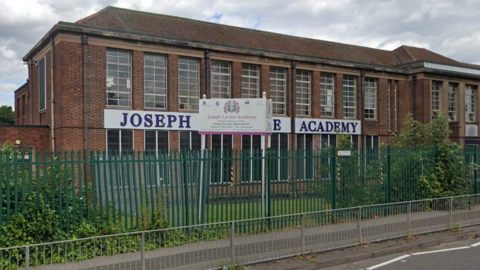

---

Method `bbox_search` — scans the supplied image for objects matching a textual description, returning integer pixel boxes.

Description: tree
[0,105,15,125]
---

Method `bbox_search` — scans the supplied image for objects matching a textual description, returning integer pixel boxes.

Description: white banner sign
[104,109,199,130]
[466,125,479,137]
[199,98,272,135]
[295,119,361,134]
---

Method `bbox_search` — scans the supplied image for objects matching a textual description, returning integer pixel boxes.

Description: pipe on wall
[82,35,88,151]
[360,69,365,147]
[50,36,55,152]
[412,74,417,121]
[291,61,296,149]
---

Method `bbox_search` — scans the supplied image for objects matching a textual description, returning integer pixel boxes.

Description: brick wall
[0,126,50,152]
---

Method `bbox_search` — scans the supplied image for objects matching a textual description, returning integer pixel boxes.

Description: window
[145,130,169,152]
[242,135,262,182]
[320,134,337,149]
[270,67,286,115]
[211,135,233,183]
[448,83,457,121]
[144,53,167,109]
[364,78,377,119]
[431,81,442,119]
[38,56,46,111]
[320,73,335,117]
[106,49,132,107]
[296,134,313,179]
[365,135,379,149]
[180,131,202,150]
[466,85,477,122]
[296,70,311,116]
[211,61,231,98]
[343,75,356,118]
[179,57,200,110]
[241,64,260,98]
[107,130,133,154]
[270,133,289,181]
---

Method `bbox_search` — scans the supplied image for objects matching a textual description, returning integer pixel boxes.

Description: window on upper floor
[144,53,167,109]
[38,56,46,111]
[431,81,442,119]
[320,73,335,117]
[364,78,377,119]
[178,57,200,111]
[211,61,231,99]
[448,83,457,121]
[296,70,311,116]
[466,85,477,122]
[241,64,260,98]
[343,75,356,118]
[270,67,286,115]
[106,49,132,107]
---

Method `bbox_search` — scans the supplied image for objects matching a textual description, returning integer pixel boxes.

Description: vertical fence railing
[1,146,480,231]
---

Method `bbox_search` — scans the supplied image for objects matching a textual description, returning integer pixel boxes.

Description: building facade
[9,6,480,152]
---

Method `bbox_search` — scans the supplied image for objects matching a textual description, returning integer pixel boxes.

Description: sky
[1,0,480,108]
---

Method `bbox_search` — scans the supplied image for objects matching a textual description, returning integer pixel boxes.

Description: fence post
[450,197,454,229]
[357,207,362,245]
[25,246,30,270]
[141,232,145,270]
[231,221,235,267]
[387,146,391,204]
[407,201,412,236]
[301,213,306,255]
[330,147,336,210]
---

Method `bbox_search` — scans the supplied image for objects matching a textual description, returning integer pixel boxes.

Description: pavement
[247,225,480,270]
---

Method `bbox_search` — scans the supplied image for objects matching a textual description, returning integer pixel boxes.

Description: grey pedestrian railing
[2,194,480,270]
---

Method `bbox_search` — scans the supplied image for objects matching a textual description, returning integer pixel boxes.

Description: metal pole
[357,207,362,245]
[407,201,412,236]
[360,70,365,148]
[141,232,145,270]
[25,246,30,270]
[450,197,454,228]
[301,213,306,255]
[231,221,235,267]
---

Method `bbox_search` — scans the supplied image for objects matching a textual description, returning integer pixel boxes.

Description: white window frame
[343,75,356,118]
[320,73,335,117]
[466,85,477,122]
[106,49,132,107]
[364,78,377,120]
[210,134,233,184]
[211,60,231,99]
[270,67,287,115]
[38,56,46,111]
[241,64,260,98]
[178,57,200,111]
[431,81,442,119]
[296,70,311,117]
[448,83,457,121]
[144,53,167,109]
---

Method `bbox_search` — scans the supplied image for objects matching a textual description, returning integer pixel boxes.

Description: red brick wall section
[0,126,50,152]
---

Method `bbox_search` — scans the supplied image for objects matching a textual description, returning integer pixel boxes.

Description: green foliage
[0,105,15,125]
[337,134,354,150]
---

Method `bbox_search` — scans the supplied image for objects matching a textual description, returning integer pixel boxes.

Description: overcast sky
[1,0,480,107]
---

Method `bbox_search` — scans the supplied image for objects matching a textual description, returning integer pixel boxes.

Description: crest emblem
[224,100,240,114]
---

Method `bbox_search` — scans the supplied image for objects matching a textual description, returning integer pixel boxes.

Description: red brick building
[9,6,480,152]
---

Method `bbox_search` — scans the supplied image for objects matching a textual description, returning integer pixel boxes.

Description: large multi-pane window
[296,134,313,180]
[180,131,201,150]
[242,135,262,182]
[38,56,46,111]
[144,53,167,109]
[211,135,233,183]
[343,75,356,118]
[211,61,231,98]
[320,73,335,117]
[320,134,337,149]
[431,81,442,119]
[241,64,260,98]
[107,130,133,153]
[296,70,311,116]
[270,133,289,181]
[145,130,169,152]
[448,83,457,121]
[364,78,377,119]
[270,67,286,115]
[466,85,477,122]
[106,49,132,107]
[179,57,200,110]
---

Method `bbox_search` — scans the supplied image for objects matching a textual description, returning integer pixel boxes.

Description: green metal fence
[1,146,479,231]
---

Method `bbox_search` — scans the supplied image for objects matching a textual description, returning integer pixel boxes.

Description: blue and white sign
[295,119,361,134]
[272,117,291,133]
[104,109,199,130]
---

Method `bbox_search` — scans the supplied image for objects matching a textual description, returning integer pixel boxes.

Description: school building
[4,6,480,153]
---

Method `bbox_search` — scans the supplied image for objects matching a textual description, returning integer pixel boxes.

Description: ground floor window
[145,130,169,153]
[270,133,289,181]
[180,131,202,150]
[242,135,262,182]
[211,135,233,183]
[321,134,337,149]
[107,130,133,154]
[365,135,379,149]
[296,134,314,180]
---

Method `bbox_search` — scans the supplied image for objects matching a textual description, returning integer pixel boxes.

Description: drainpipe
[291,61,296,149]
[50,36,55,153]
[360,70,365,148]
[205,50,210,99]
[27,59,33,125]
[412,74,417,121]
[82,35,88,151]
